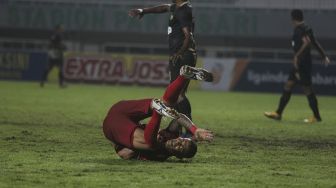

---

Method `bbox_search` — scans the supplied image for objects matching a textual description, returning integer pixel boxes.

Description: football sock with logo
[276,90,292,115]
[177,97,192,120]
[163,76,187,104]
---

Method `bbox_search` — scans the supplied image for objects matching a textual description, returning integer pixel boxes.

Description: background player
[264,9,330,123]
[103,66,214,161]
[128,0,196,121]
[40,24,67,88]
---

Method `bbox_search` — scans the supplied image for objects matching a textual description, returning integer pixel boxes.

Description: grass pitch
[1,81,336,188]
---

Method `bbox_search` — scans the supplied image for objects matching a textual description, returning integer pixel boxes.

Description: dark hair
[291,9,304,21]
[176,140,197,159]
[184,140,197,158]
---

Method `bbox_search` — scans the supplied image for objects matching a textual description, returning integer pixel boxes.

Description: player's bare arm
[128,4,171,19]
[311,38,331,66]
[293,36,310,69]
[171,27,191,64]
[176,113,214,142]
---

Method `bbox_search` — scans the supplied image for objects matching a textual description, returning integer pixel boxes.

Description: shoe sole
[152,99,178,119]
[182,66,214,82]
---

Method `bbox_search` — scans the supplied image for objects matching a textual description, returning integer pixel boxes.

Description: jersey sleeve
[176,8,192,29]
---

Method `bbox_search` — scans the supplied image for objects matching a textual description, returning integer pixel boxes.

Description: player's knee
[303,86,313,95]
[284,82,294,91]
[284,86,292,92]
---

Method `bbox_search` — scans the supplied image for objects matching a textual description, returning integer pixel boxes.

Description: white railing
[4,0,336,10]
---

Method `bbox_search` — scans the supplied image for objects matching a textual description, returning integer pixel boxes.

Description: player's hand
[293,55,299,70]
[323,56,330,66]
[128,9,144,19]
[170,53,182,66]
[295,71,301,80]
[117,148,136,160]
[194,128,214,142]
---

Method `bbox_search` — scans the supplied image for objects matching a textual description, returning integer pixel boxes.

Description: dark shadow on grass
[77,157,193,165]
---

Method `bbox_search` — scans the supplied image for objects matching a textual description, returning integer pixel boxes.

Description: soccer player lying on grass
[103,65,214,161]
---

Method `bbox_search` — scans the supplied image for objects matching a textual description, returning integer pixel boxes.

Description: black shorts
[288,67,312,86]
[169,50,197,83]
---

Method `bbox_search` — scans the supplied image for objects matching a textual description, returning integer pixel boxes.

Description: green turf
[1,81,336,188]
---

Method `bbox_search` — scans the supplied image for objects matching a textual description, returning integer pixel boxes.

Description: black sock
[176,97,192,137]
[59,71,64,86]
[276,90,292,115]
[307,93,321,120]
[176,97,192,120]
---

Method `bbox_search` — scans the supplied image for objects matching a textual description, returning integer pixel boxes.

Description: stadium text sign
[64,53,170,86]
[0,51,47,81]
[233,61,336,95]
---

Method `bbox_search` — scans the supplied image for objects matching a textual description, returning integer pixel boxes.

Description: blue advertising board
[233,61,336,95]
[0,51,48,81]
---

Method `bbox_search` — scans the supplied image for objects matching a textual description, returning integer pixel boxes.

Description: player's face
[165,137,191,157]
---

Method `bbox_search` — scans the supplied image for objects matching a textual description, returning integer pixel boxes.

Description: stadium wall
[0,50,47,81]
[1,2,335,38]
[2,51,335,95]
[203,58,336,95]
[1,2,336,50]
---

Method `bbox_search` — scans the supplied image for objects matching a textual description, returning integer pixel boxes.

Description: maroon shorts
[103,99,152,149]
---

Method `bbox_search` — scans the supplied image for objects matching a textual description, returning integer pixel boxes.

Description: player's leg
[176,92,192,119]
[143,65,213,147]
[104,99,164,149]
[265,69,297,120]
[302,86,321,122]
[57,58,65,87]
[110,99,153,121]
[166,119,182,134]
[177,52,196,119]
[163,75,188,106]
[163,65,213,106]
[103,111,141,149]
[275,80,295,116]
[147,71,199,145]
[143,111,162,147]
[105,98,175,148]
[300,70,321,123]
[40,58,55,87]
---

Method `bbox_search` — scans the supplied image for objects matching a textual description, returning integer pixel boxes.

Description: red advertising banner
[64,53,170,87]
